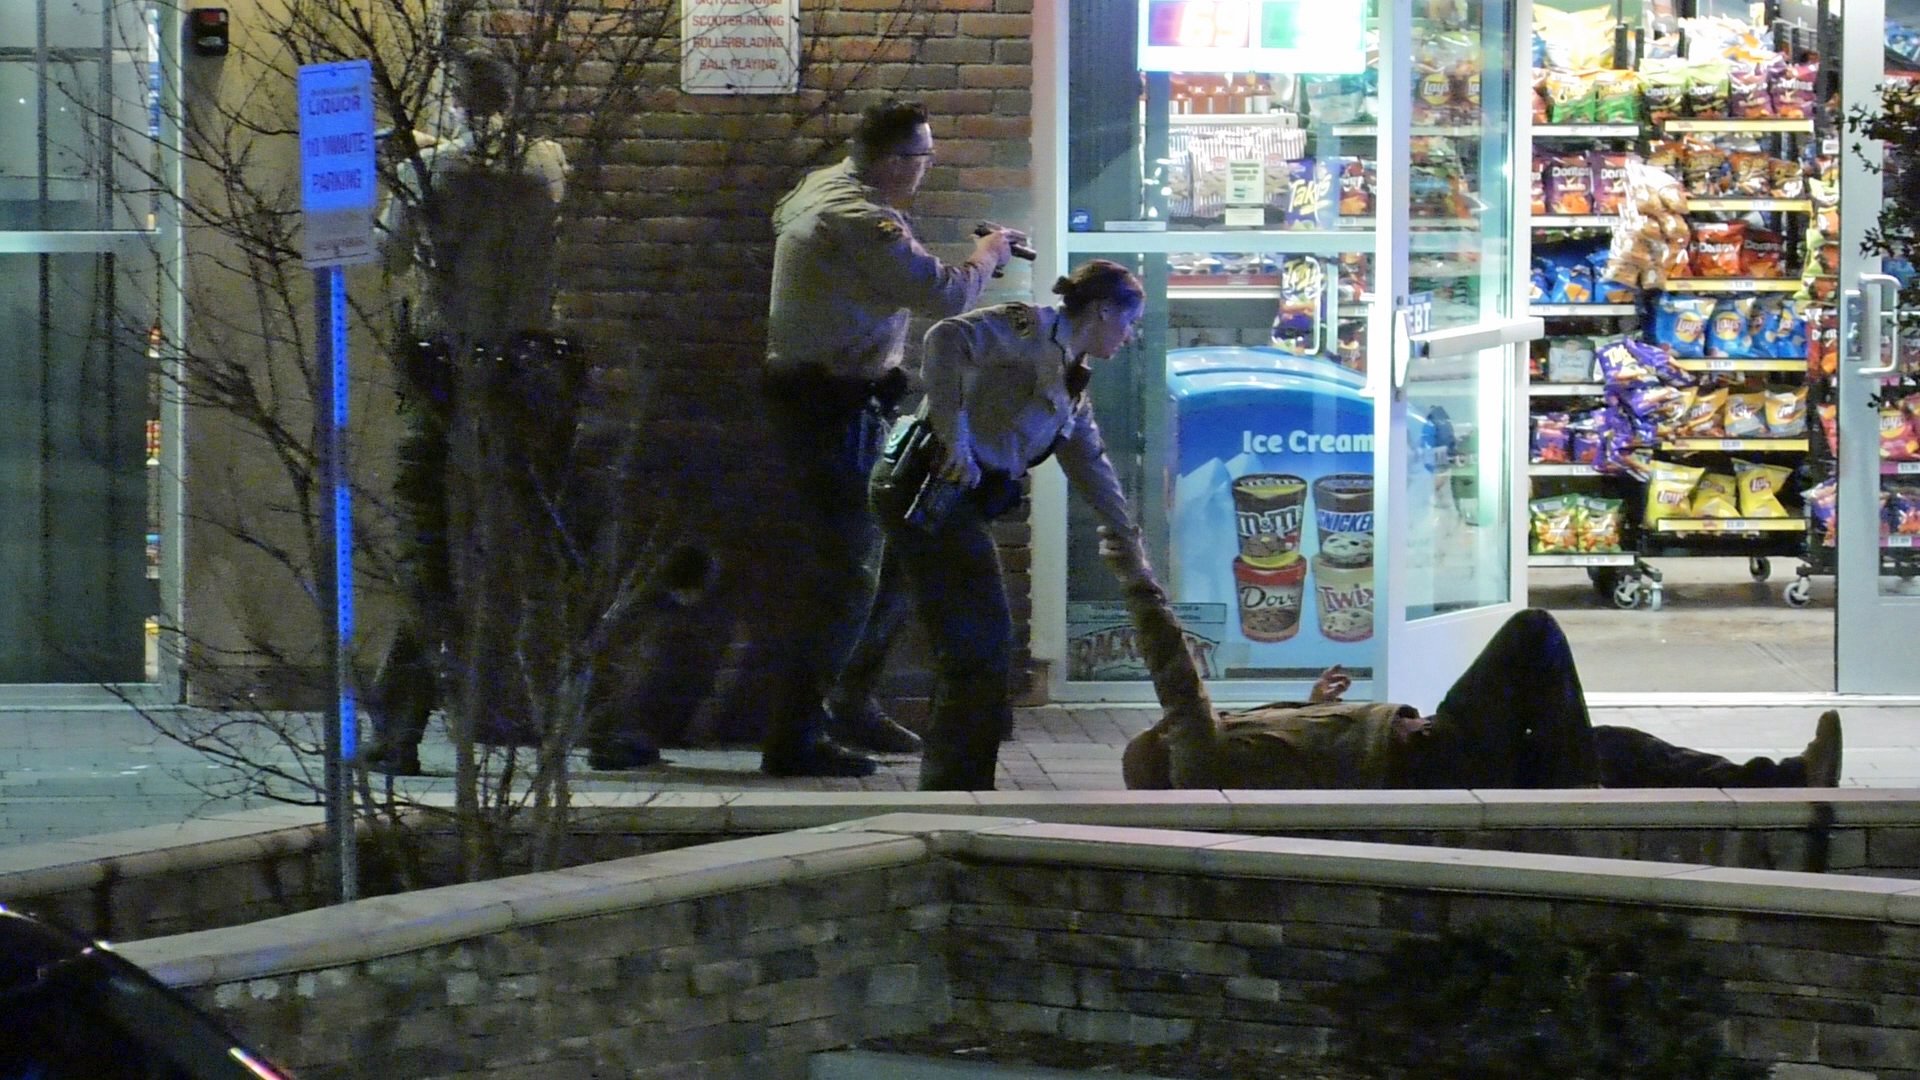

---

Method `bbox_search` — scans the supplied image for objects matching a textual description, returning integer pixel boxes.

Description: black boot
[916,677,1005,791]
[825,695,923,754]
[362,631,434,776]
[586,733,662,771]
[762,706,877,778]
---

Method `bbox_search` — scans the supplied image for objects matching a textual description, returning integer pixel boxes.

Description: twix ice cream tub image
[1311,555,1374,642]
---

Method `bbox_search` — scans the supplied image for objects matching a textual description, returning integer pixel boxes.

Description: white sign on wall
[681,0,800,95]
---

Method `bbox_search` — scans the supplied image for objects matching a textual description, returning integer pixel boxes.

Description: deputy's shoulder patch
[873,217,904,242]
[1005,303,1039,339]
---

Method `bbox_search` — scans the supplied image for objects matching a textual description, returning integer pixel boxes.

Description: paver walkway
[3,701,1916,847]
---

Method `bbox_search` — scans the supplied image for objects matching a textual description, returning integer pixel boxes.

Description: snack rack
[1525,9,1828,609]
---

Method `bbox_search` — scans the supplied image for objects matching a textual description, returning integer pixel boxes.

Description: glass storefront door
[1373,0,1538,710]
[1835,0,1920,692]
[0,1,175,694]
[1033,0,1533,704]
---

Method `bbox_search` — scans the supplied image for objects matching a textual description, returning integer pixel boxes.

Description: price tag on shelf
[1227,159,1264,206]
[1889,536,1919,549]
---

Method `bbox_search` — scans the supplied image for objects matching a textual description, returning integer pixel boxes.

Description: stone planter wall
[101,813,1920,1080]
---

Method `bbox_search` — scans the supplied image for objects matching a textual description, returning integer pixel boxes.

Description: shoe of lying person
[1802,710,1843,788]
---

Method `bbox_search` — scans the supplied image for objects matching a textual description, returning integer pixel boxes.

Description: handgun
[974,222,1037,276]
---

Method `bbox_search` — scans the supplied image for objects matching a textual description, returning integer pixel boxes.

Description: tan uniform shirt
[379,124,569,340]
[766,159,997,379]
[920,302,1135,537]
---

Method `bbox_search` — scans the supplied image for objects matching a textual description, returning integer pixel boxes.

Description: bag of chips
[1724,391,1769,439]
[1764,386,1808,437]
[1545,70,1598,124]
[1597,338,1662,387]
[1729,61,1778,119]
[1303,75,1367,124]
[1530,493,1582,554]
[1535,6,1616,71]
[1744,228,1786,279]
[1691,472,1741,518]
[1684,61,1731,118]
[1817,401,1838,451]
[1577,495,1625,552]
[1728,150,1772,196]
[1529,154,1549,216]
[1532,413,1572,463]
[1771,157,1806,197]
[1805,477,1838,546]
[1732,458,1793,518]
[1706,298,1755,358]
[1589,151,1637,215]
[1640,60,1690,124]
[1652,295,1714,358]
[1681,387,1729,437]
[1808,304,1839,376]
[1882,405,1920,461]
[1889,486,1920,537]
[1570,419,1604,466]
[1545,153,1596,215]
[1691,221,1747,278]
[1283,158,1337,229]
[1682,138,1729,197]
[1772,61,1819,119]
[1593,69,1642,123]
[1645,460,1707,526]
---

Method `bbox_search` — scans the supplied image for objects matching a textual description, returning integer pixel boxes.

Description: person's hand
[939,441,981,488]
[972,226,1015,271]
[1308,665,1351,704]
[1097,525,1161,597]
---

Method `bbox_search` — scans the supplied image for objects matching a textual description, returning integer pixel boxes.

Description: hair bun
[1051,276,1073,296]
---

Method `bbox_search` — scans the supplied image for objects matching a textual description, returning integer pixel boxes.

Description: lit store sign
[1138,0,1368,74]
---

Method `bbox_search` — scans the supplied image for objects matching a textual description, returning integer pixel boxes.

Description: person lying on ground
[1099,528,1842,791]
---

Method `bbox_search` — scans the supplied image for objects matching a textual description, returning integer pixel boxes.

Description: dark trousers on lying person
[1394,610,1825,789]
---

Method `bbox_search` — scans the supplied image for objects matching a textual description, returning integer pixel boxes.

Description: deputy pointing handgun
[758,98,1023,778]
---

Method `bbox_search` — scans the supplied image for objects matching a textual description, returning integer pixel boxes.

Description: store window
[1060,0,1517,685]
[0,1,167,686]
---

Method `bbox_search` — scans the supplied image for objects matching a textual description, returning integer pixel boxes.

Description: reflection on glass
[1403,346,1511,619]
[1407,0,1513,330]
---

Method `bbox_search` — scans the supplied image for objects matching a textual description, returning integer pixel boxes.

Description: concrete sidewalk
[1,701,1916,848]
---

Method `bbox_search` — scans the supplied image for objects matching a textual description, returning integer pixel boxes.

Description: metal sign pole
[298,59,376,904]
[316,263,358,902]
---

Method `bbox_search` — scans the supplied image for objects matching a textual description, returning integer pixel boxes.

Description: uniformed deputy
[760,99,1019,778]
[870,260,1152,791]
[362,52,573,775]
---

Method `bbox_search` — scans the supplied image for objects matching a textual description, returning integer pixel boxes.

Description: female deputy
[872,259,1155,790]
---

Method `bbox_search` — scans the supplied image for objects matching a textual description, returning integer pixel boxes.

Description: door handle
[1859,273,1901,376]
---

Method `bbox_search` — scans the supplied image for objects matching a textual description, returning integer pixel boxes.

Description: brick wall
[126,823,1920,1080]
[542,1,1042,725]
[947,862,1920,1078]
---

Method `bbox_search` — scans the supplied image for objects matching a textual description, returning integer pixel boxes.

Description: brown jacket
[1116,573,1417,790]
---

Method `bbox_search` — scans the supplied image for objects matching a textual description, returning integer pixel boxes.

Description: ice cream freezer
[1161,346,1404,679]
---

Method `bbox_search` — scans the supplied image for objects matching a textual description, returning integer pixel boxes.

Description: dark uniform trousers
[760,368,902,756]
[1391,609,1807,789]
[868,465,1022,791]
[372,334,586,756]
